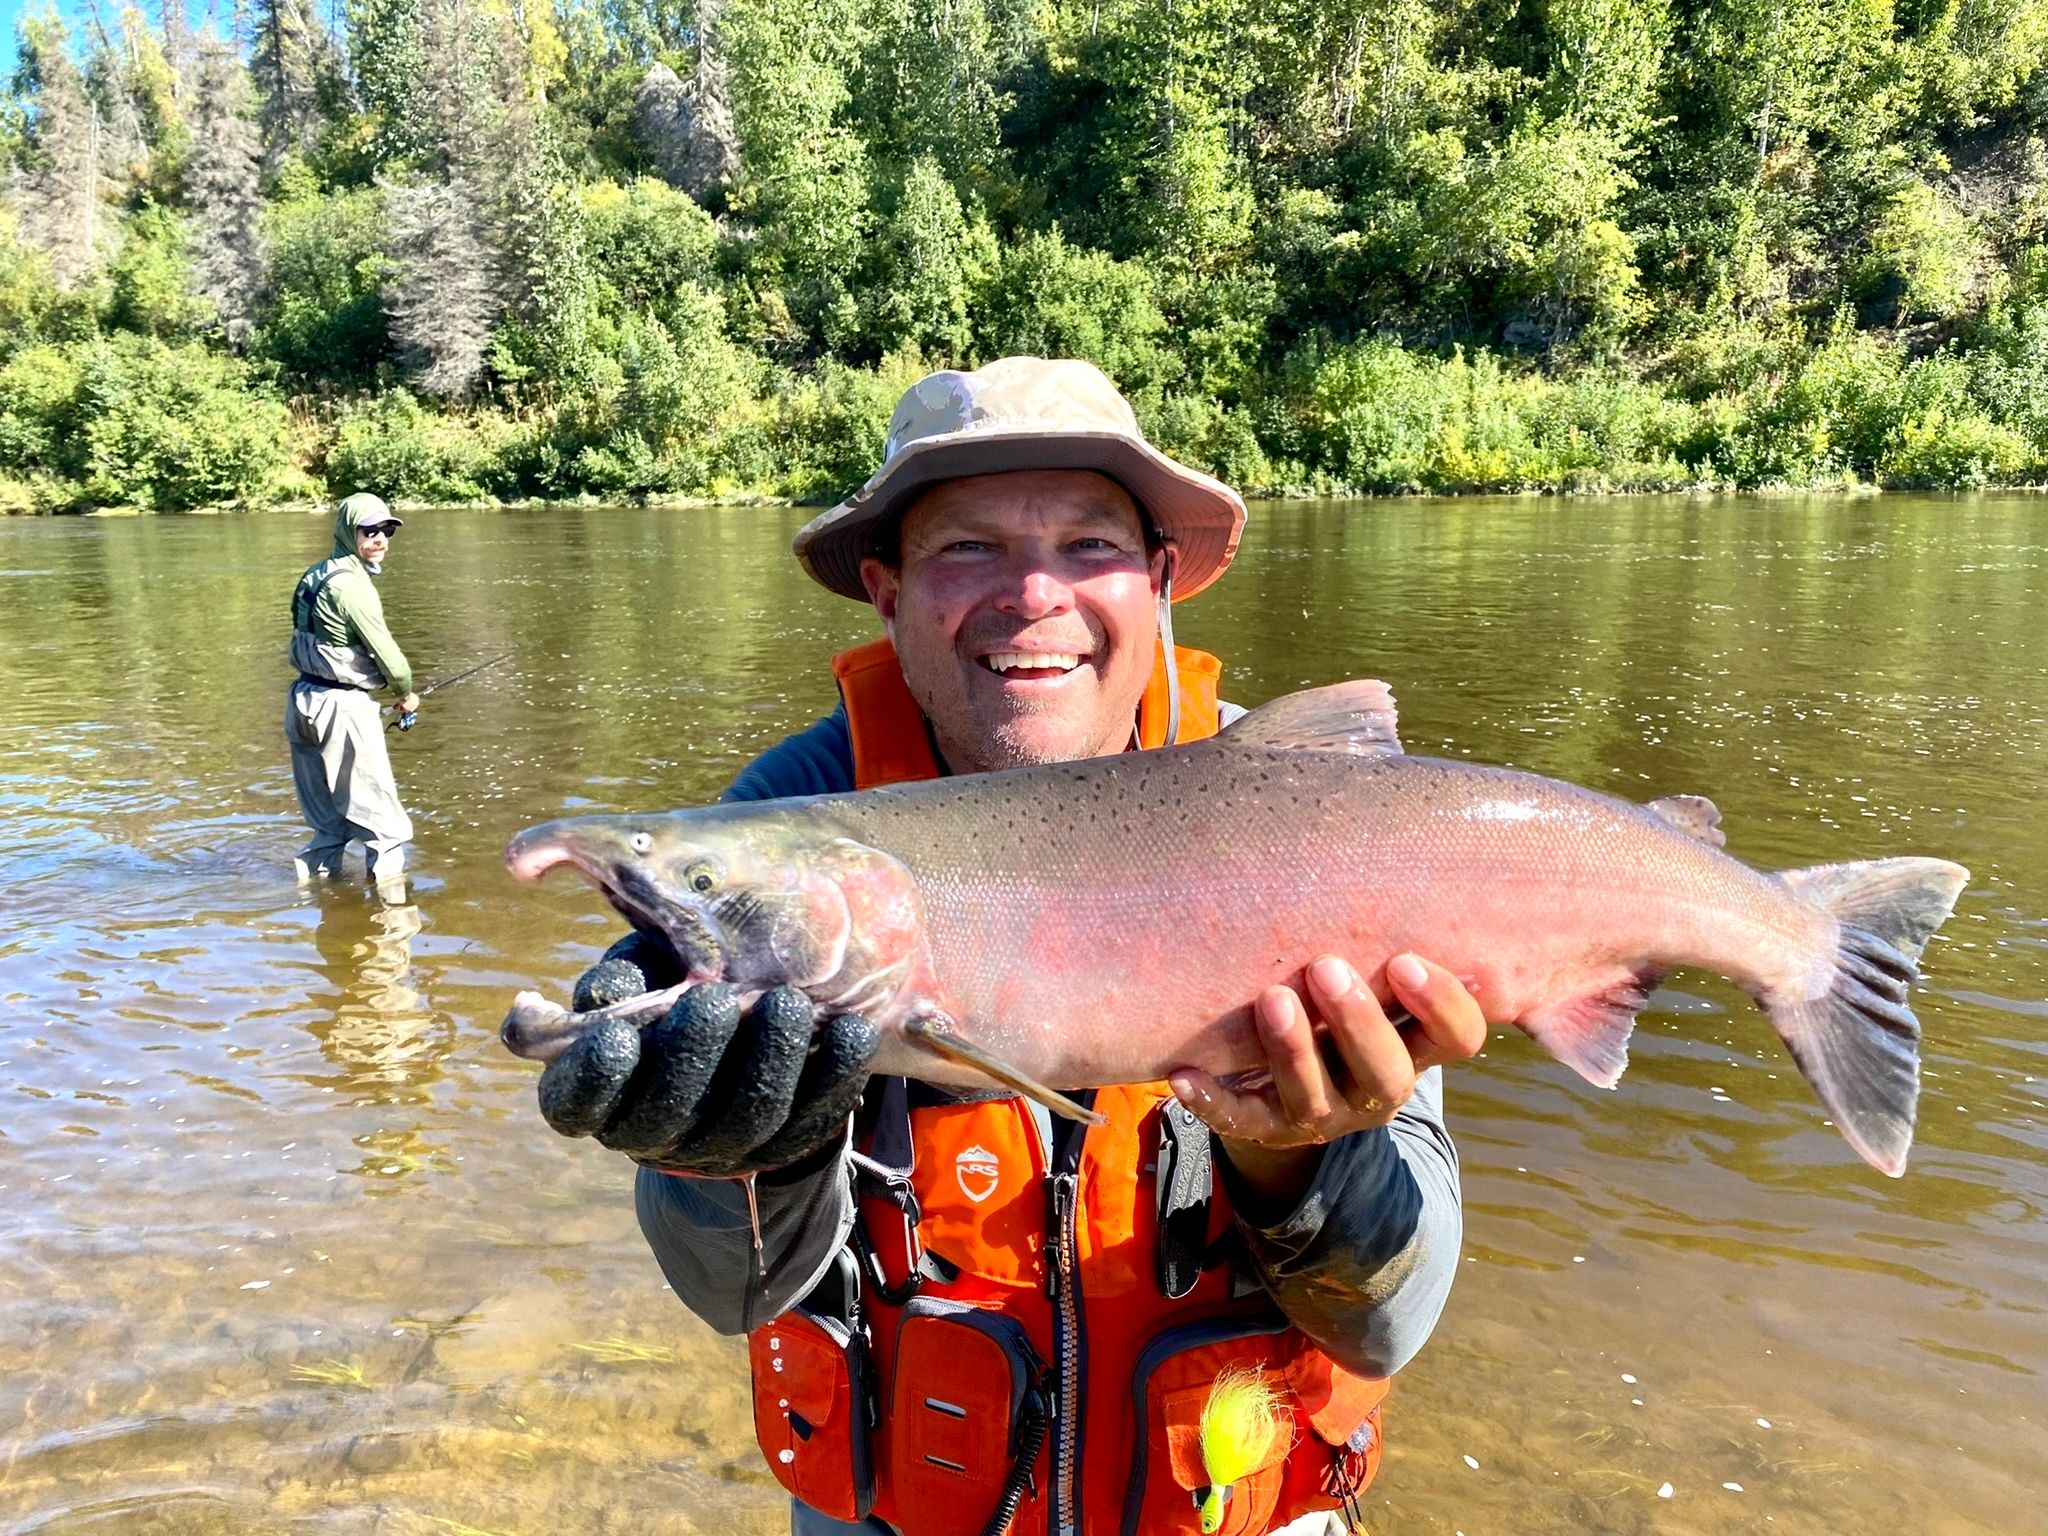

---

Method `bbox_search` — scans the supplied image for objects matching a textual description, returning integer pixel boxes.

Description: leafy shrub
[0,210,57,359]
[1965,292,2048,473]
[1877,355,2030,486]
[0,343,86,471]
[977,230,1178,394]
[1879,405,2030,486]
[1140,392,1273,491]
[104,205,202,339]
[0,335,290,507]
[763,349,930,500]
[1861,181,1985,323]
[1731,322,1908,485]
[325,390,538,502]
[75,337,294,506]
[261,187,391,382]
[559,291,765,496]
[580,178,721,320]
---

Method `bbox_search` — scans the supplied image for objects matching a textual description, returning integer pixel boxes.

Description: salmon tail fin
[902,1014,1107,1125]
[1766,857,1971,1177]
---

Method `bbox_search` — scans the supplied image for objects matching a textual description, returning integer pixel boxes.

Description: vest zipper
[1045,1168,1082,1536]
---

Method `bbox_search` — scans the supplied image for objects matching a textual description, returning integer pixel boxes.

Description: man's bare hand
[1168,953,1487,1205]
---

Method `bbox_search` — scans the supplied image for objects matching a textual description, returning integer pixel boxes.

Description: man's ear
[1147,542,1169,596]
[860,557,901,635]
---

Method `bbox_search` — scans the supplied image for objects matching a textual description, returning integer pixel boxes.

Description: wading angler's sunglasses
[361,523,400,538]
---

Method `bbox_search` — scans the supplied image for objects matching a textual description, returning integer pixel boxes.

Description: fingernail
[1168,1071,1209,1107]
[1310,956,1353,996]
[1389,954,1429,991]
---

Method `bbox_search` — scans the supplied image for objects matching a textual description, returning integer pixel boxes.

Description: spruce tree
[249,0,337,167]
[160,0,192,76]
[383,173,498,397]
[377,0,503,399]
[628,0,738,204]
[16,18,106,289]
[184,34,264,342]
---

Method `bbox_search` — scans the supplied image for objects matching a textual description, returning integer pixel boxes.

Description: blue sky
[2,3,220,80]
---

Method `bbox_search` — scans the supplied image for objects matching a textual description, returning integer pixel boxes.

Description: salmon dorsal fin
[1646,793,1726,848]
[1222,680,1403,756]
[1521,967,1666,1088]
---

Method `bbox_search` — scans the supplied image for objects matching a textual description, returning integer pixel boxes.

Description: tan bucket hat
[793,357,1246,602]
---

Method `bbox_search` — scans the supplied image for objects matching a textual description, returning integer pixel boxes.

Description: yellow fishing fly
[1197,1365,1291,1534]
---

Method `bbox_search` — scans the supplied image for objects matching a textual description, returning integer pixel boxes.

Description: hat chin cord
[1155,538,1181,747]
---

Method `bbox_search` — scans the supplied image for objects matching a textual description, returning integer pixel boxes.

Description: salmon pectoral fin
[1521,968,1666,1089]
[1766,856,1971,1178]
[901,1014,1107,1126]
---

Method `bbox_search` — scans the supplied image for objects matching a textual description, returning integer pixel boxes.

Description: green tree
[720,0,875,346]
[261,182,391,379]
[977,227,1175,392]
[860,156,994,360]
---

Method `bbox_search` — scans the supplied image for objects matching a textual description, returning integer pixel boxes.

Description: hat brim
[794,430,1245,603]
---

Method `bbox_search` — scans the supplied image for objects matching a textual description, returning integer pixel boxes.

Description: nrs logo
[954,1144,1002,1204]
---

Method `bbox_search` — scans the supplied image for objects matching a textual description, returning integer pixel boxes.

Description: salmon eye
[684,858,721,895]
[630,832,653,854]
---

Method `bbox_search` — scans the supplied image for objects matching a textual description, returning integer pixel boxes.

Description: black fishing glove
[537,930,879,1177]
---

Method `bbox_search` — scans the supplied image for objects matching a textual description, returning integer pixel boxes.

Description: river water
[0,497,2042,1534]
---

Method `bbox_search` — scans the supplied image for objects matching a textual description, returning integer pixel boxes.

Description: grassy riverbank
[7,315,2047,515]
[7,3,2048,512]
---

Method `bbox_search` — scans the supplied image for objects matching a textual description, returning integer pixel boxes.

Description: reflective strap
[1154,539,1181,747]
[851,1078,925,1305]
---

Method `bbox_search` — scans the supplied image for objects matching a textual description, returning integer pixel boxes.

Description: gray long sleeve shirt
[635,702,1465,1378]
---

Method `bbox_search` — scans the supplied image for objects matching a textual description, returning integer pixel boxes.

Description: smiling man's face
[859,469,1166,775]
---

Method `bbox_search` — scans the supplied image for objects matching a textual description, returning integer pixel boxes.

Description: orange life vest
[748,638,1387,1536]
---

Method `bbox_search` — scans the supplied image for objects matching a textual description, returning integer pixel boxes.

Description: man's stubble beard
[917,678,1120,775]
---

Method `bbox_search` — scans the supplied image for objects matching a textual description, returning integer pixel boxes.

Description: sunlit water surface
[1,497,2042,1534]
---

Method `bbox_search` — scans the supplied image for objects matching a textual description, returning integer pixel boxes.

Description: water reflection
[0,498,2042,1534]
[301,895,455,1100]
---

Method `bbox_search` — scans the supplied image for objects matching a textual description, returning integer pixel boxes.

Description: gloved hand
[537,930,879,1177]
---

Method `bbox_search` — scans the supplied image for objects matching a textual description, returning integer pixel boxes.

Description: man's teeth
[985,652,1083,674]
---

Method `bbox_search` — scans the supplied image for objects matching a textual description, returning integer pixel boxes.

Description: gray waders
[286,678,413,892]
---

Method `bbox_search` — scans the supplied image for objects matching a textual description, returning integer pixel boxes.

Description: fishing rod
[386,651,514,731]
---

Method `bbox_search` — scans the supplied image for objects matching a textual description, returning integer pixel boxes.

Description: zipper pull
[1044,1172,1076,1298]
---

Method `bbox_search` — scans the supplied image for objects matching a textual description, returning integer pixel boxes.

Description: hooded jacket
[288,498,412,695]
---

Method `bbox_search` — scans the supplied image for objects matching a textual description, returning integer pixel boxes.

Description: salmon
[501,680,1968,1175]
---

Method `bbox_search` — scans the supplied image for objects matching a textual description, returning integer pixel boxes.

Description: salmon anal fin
[1520,968,1665,1089]
[1221,680,1402,756]
[1646,793,1726,848]
[902,1015,1107,1125]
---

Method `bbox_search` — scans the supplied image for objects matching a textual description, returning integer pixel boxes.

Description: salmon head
[506,808,931,1014]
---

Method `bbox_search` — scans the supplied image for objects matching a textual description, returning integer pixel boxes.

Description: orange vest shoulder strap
[832,637,1225,790]
[1138,641,1222,748]
[831,639,940,790]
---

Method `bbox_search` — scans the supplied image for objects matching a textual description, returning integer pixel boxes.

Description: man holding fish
[510,358,1964,1533]
[527,359,1488,1534]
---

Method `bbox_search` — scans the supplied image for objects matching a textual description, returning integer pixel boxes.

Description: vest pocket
[749,1305,877,1522]
[1120,1317,1298,1536]
[887,1296,1046,1536]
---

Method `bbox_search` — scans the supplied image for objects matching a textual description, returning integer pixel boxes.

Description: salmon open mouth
[501,824,726,1060]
